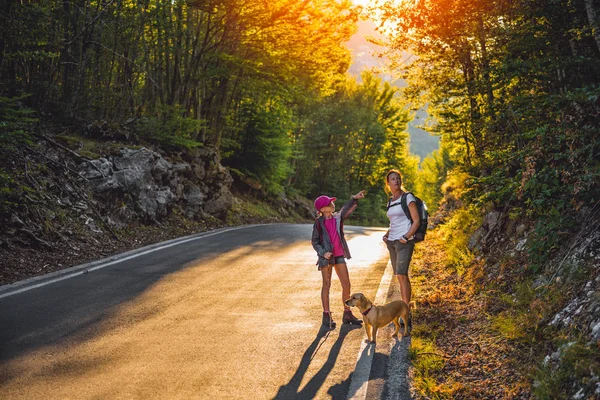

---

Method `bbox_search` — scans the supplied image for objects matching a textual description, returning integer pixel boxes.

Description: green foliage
[348,195,388,226]
[527,214,575,271]
[0,171,18,219]
[492,312,529,341]
[134,105,204,150]
[409,337,458,399]
[292,71,415,219]
[376,0,600,261]
[0,95,37,217]
[0,0,357,145]
[438,207,480,275]
[223,98,293,194]
[0,95,37,149]
[532,341,600,399]
[416,141,453,214]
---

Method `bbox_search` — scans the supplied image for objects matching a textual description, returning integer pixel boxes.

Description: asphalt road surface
[0,224,411,399]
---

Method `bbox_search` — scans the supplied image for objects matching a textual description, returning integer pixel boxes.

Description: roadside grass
[408,336,458,399]
[410,204,599,399]
[436,208,480,276]
[225,191,309,225]
[409,222,532,398]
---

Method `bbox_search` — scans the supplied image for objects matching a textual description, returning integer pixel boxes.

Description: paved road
[0,224,411,399]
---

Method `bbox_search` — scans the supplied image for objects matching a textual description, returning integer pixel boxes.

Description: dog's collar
[362,306,372,316]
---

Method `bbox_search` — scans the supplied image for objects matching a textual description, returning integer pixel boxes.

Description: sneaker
[343,309,363,325]
[322,311,336,330]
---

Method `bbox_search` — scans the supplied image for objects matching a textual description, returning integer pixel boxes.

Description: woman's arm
[400,201,420,242]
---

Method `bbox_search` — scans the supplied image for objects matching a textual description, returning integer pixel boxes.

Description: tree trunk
[459,42,483,157]
[0,0,13,76]
[584,0,600,53]
[477,16,494,118]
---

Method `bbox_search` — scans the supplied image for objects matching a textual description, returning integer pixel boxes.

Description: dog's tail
[409,301,417,310]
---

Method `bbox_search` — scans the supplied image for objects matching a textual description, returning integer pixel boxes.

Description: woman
[382,169,420,325]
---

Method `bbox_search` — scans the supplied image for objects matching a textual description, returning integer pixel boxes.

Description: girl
[311,191,365,329]
[382,169,420,327]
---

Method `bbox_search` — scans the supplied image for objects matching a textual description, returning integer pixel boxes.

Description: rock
[184,184,205,219]
[468,227,485,251]
[293,198,315,220]
[172,162,191,175]
[515,224,527,237]
[79,158,112,180]
[78,146,234,224]
[515,238,527,251]
[204,185,233,217]
[483,211,502,231]
[591,320,600,341]
[152,157,172,184]
[192,162,206,180]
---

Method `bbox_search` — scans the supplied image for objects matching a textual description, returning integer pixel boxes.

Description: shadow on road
[339,329,413,400]
[274,323,362,399]
[0,224,387,393]
[0,225,309,366]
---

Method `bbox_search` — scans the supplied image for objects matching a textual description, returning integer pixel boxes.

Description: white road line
[346,261,395,400]
[0,225,266,299]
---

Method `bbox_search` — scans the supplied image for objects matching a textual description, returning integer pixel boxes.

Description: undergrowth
[437,207,481,275]
[410,199,599,399]
[532,339,600,399]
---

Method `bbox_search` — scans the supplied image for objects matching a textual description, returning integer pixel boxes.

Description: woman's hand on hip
[324,252,332,259]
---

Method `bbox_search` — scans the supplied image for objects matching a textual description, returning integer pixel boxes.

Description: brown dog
[345,292,414,343]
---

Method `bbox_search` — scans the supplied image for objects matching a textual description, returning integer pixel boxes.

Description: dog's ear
[358,293,369,308]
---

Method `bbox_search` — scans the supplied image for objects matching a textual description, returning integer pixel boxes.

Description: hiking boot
[343,309,363,325]
[322,312,336,330]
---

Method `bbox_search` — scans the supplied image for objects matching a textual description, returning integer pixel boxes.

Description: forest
[1,0,599,397]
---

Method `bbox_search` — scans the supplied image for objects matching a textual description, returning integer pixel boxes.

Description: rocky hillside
[426,184,600,398]
[0,132,314,286]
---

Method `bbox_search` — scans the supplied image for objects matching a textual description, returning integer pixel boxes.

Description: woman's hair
[385,169,403,195]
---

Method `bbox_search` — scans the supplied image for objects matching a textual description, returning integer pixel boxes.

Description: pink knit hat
[314,195,337,211]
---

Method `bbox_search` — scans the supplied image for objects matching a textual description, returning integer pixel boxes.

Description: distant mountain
[346,20,439,160]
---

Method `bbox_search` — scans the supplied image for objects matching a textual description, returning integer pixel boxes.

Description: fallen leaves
[410,229,532,399]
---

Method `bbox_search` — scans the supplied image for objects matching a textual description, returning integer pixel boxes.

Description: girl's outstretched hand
[353,190,366,200]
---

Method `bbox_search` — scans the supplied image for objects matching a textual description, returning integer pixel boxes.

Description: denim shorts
[386,240,415,275]
[317,256,346,270]
[328,256,346,265]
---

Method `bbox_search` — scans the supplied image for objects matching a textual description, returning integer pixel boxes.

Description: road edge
[346,260,395,399]
[0,224,269,299]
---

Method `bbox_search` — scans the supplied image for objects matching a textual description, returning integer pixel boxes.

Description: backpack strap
[400,192,414,224]
[387,197,403,211]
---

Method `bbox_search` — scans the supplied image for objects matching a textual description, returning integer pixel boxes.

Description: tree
[374,0,600,260]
